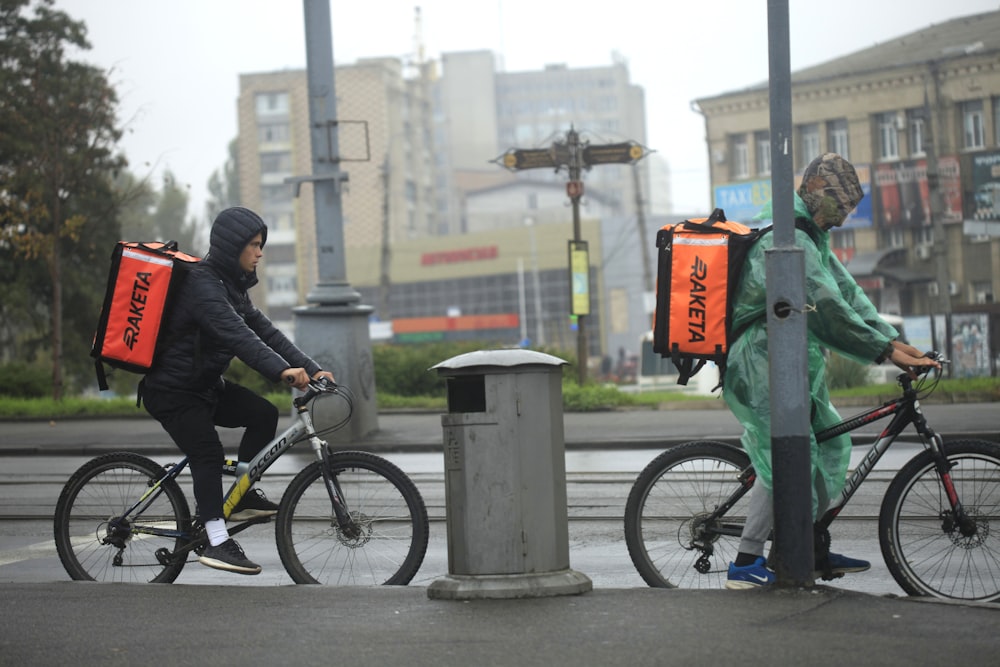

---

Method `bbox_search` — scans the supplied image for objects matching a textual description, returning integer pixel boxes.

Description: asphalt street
[0,402,997,665]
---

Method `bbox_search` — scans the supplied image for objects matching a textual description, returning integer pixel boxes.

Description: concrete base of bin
[427,569,592,601]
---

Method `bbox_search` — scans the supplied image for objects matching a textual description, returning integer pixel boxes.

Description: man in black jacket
[141,207,335,575]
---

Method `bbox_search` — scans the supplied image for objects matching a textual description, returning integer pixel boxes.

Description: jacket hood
[796,153,863,228]
[206,207,268,284]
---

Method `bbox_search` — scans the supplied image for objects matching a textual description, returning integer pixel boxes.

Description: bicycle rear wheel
[53,452,192,583]
[276,451,429,585]
[625,441,751,588]
[879,439,1000,602]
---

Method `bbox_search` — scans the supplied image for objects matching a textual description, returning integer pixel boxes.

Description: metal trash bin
[427,349,592,600]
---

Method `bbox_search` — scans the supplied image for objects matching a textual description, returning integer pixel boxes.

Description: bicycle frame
[112,386,354,550]
[696,371,971,543]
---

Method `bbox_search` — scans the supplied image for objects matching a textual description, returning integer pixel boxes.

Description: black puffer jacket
[144,207,320,394]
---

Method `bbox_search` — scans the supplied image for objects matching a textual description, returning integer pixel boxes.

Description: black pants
[141,381,279,521]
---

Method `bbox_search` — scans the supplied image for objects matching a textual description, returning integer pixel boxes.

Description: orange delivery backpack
[651,208,766,389]
[651,207,817,389]
[90,241,200,391]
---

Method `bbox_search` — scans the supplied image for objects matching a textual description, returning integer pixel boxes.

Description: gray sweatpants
[738,470,832,557]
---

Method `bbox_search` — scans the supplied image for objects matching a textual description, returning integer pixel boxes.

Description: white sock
[205,518,229,547]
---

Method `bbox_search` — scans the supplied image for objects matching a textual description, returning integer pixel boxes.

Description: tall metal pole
[567,129,588,384]
[302,0,359,305]
[923,64,953,317]
[766,0,814,586]
[293,0,377,441]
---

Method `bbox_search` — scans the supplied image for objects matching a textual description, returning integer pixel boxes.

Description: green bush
[562,382,635,411]
[0,362,50,398]
[825,352,871,390]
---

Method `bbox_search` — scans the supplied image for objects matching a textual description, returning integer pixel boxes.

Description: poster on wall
[949,313,991,378]
[874,157,962,227]
[970,151,1000,221]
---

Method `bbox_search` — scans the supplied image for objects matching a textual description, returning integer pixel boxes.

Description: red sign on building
[421,246,499,266]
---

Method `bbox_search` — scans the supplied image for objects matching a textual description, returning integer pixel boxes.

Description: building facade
[694,10,1000,321]
[236,53,659,370]
[237,57,437,333]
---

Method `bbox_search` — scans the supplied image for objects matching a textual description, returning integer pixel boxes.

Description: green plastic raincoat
[722,193,899,516]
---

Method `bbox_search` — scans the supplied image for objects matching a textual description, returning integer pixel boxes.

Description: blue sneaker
[822,552,871,575]
[725,557,775,590]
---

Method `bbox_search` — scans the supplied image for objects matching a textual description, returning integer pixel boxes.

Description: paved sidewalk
[0,582,996,665]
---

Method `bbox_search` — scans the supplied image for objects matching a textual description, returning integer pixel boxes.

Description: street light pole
[292,0,377,440]
[567,129,588,384]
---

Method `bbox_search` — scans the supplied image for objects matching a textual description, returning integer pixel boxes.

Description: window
[877,112,899,160]
[906,109,927,156]
[972,280,994,304]
[731,134,749,179]
[255,92,289,117]
[827,119,849,159]
[260,151,292,174]
[260,183,292,204]
[830,228,854,250]
[257,122,290,144]
[962,100,985,149]
[754,131,771,176]
[913,227,933,246]
[885,227,904,248]
[799,124,820,168]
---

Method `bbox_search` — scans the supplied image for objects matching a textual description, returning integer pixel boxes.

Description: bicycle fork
[299,410,360,540]
[923,429,979,538]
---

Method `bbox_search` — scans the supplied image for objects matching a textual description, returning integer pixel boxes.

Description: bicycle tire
[625,440,751,588]
[275,451,429,585]
[53,452,192,583]
[879,439,1000,602]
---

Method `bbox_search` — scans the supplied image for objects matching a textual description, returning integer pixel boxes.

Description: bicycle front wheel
[879,439,1000,602]
[276,451,429,585]
[625,441,751,588]
[53,452,192,583]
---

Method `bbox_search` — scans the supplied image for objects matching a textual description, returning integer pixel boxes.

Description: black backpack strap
[669,344,705,386]
[95,360,109,392]
[706,207,726,224]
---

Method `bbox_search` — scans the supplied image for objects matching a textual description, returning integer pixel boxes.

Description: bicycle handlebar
[293,377,340,409]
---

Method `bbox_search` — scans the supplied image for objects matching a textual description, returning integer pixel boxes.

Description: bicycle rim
[625,441,751,588]
[276,452,429,585]
[880,440,1000,602]
[53,452,191,583]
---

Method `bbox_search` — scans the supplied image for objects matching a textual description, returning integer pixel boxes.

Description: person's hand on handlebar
[888,341,941,379]
[281,367,311,390]
[312,370,336,386]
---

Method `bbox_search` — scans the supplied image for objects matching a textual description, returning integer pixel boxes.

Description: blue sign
[713,165,874,229]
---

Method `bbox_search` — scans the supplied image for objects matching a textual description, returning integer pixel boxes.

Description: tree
[0,0,126,399]
[206,137,240,225]
[154,171,200,254]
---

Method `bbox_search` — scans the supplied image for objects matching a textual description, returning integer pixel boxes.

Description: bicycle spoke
[276,454,428,585]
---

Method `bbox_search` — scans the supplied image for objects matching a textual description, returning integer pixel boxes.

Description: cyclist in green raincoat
[724,153,939,589]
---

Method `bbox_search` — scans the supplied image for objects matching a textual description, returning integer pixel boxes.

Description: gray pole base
[293,302,378,442]
[427,569,592,601]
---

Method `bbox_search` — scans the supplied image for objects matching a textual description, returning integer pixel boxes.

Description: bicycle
[624,354,1000,602]
[54,379,430,585]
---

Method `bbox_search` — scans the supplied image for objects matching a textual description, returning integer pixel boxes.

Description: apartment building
[236,53,658,365]
[694,9,1000,319]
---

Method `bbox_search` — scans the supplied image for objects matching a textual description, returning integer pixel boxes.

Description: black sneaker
[229,488,279,521]
[198,539,261,575]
